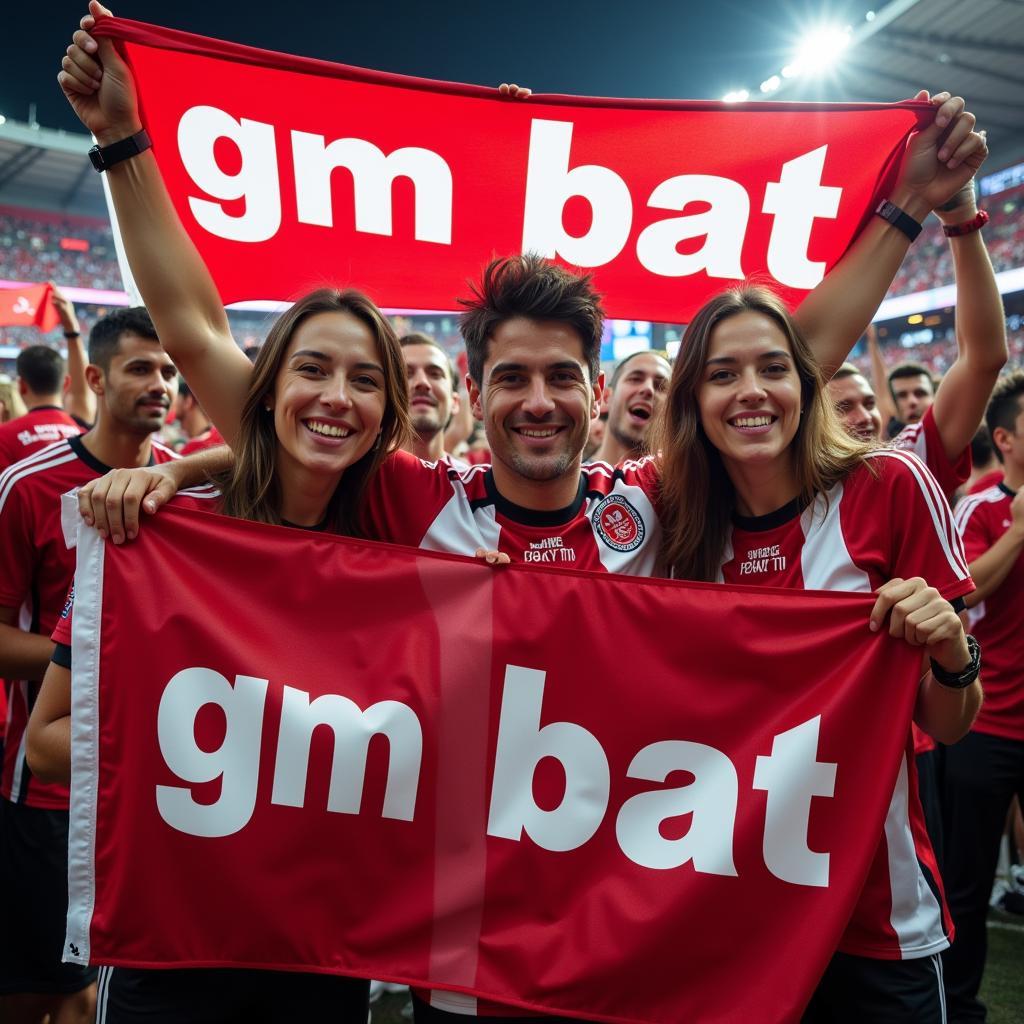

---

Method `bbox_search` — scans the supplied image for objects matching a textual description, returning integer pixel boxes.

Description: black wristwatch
[875,199,923,243]
[88,129,152,172]
[930,634,981,690]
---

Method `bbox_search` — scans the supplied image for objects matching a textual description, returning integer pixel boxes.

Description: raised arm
[794,91,988,375]
[60,2,251,443]
[866,325,898,426]
[928,184,1007,462]
[50,283,96,425]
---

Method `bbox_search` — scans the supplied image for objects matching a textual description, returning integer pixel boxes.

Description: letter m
[292,131,452,244]
[271,686,422,820]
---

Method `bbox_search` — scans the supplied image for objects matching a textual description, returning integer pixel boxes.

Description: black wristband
[63,331,81,338]
[88,129,152,173]
[930,634,981,690]
[875,199,923,242]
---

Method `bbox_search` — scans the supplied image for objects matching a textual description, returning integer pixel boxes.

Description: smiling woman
[215,289,409,533]
[650,284,982,1022]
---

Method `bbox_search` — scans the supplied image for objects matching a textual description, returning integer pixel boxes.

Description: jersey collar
[483,469,587,527]
[732,495,805,533]
[69,433,158,474]
[998,481,1018,498]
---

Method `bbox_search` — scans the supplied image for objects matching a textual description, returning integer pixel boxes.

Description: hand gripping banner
[93,16,929,321]
[64,504,925,1023]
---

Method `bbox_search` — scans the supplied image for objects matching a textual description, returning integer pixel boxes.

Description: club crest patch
[594,494,645,552]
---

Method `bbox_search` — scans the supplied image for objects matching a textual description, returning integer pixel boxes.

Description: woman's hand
[498,83,532,99]
[869,576,971,673]
[58,2,142,145]
[78,465,181,543]
[895,91,988,215]
[474,548,511,565]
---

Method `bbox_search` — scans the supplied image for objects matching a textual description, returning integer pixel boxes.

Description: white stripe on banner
[64,499,106,967]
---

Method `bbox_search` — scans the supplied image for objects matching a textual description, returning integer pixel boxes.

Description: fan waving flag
[64,503,926,1024]
[91,16,929,321]
[0,282,59,331]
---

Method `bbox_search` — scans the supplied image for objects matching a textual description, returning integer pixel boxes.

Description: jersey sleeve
[874,450,974,601]
[0,471,35,608]
[51,585,74,647]
[360,450,462,545]
[892,407,971,499]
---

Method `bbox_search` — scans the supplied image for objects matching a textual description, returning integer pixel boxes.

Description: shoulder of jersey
[0,439,79,503]
[176,484,221,502]
[953,483,1006,531]
[583,453,657,485]
[152,439,181,461]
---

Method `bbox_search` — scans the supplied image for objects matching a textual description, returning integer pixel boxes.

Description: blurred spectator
[0,375,28,422]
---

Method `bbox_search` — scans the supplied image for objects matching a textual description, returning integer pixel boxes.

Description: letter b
[521,119,632,268]
[487,665,610,852]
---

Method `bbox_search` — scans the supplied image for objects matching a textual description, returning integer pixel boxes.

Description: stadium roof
[732,0,1024,166]
[0,0,1021,221]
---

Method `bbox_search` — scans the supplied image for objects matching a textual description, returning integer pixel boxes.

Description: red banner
[64,505,925,1023]
[93,17,928,322]
[0,282,58,330]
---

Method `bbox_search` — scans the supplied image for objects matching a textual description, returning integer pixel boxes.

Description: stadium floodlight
[789,24,852,77]
[760,76,781,94]
[722,89,750,103]
[0,115,6,126]
[865,10,876,20]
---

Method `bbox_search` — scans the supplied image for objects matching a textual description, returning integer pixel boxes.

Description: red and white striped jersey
[891,405,971,500]
[955,482,1024,741]
[0,406,84,470]
[720,449,973,961]
[365,451,662,577]
[365,450,661,1016]
[0,435,195,809]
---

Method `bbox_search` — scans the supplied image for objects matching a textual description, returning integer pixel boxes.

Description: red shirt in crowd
[967,468,1004,495]
[180,424,225,456]
[955,482,1024,742]
[0,435,179,809]
[719,449,973,962]
[891,405,971,500]
[0,405,84,470]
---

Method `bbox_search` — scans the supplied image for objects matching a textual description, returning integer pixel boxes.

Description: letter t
[753,715,837,887]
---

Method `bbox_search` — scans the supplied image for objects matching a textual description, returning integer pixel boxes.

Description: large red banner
[64,505,924,1023]
[93,17,928,322]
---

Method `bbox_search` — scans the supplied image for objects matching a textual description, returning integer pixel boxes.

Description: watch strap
[930,634,981,690]
[88,129,152,173]
[943,209,989,237]
[874,199,923,242]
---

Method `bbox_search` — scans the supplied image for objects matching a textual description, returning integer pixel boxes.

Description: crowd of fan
[0,209,122,291]
[888,182,1023,296]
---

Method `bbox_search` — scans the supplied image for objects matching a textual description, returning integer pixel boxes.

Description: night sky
[8,0,879,133]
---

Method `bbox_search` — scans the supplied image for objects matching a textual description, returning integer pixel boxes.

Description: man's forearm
[948,228,1006,372]
[0,623,54,681]
[966,532,1024,604]
[794,190,929,376]
[172,444,234,488]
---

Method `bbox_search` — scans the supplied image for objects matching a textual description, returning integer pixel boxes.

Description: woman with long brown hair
[25,3,416,1018]
[651,284,980,1022]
